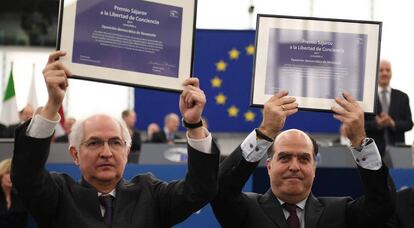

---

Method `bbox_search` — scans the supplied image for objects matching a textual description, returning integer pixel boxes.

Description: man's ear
[266,158,272,173]
[69,146,80,166]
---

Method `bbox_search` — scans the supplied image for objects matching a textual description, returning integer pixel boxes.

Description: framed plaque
[57,0,197,92]
[251,15,382,113]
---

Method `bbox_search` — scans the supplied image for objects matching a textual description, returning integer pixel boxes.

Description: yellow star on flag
[211,76,222,88]
[215,60,227,72]
[245,44,255,55]
[228,48,240,60]
[244,111,256,122]
[228,105,239,117]
[215,93,227,105]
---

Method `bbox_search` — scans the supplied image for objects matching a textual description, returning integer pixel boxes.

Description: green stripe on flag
[3,69,15,102]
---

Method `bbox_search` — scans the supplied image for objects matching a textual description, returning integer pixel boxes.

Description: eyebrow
[277,152,312,158]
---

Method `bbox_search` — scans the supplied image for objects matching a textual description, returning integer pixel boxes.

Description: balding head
[268,129,318,160]
[379,59,392,88]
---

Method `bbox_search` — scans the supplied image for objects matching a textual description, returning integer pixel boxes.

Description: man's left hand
[331,92,366,147]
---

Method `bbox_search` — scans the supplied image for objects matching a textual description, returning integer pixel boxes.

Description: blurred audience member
[151,113,181,144]
[332,123,350,146]
[4,104,34,138]
[365,60,413,157]
[122,109,142,152]
[0,158,28,228]
[0,124,6,138]
[55,117,76,143]
[146,122,160,142]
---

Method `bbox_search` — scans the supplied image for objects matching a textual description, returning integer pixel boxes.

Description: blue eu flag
[135,30,340,133]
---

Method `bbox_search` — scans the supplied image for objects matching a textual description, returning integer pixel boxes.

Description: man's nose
[99,142,113,158]
[288,158,300,171]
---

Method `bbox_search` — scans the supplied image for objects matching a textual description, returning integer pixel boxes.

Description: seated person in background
[55,117,76,143]
[11,51,220,227]
[0,158,28,228]
[121,109,141,152]
[211,91,395,228]
[4,104,33,138]
[382,187,414,228]
[146,122,160,142]
[0,123,7,138]
[151,113,182,144]
[332,123,350,146]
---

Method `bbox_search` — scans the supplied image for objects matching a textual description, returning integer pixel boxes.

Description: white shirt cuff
[241,130,273,162]
[27,109,60,139]
[186,127,212,154]
[349,139,382,170]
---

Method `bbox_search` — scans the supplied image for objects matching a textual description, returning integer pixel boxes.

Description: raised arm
[154,78,220,226]
[11,51,72,224]
[212,91,298,227]
[332,92,395,227]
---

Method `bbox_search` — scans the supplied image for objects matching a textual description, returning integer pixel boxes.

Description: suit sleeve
[346,164,396,227]
[151,141,219,226]
[391,93,413,133]
[11,120,60,224]
[211,146,259,227]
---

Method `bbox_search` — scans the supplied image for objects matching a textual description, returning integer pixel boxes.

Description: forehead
[273,130,314,156]
[380,61,391,70]
[83,116,122,139]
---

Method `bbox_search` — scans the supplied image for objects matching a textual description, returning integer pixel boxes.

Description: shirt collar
[277,196,307,210]
[378,86,391,94]
[98,189,116,198]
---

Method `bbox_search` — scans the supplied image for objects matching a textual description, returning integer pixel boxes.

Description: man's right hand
[258,91,298,139]
[40,51,72,121]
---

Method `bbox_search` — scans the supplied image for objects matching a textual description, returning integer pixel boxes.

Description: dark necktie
[283,203,300,228]
[99,194,114,227]
[381,90,389,114]
[380,90,390,144]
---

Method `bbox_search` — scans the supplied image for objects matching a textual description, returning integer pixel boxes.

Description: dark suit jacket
[365,89,413,155]
[151,130,181,143]
[11,121,219,228]
[0,188,28,228]
[211,147,395,228]
[383,188,414,228]
[130,130,142,152]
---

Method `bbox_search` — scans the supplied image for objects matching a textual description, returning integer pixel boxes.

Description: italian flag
[0,67,19,125]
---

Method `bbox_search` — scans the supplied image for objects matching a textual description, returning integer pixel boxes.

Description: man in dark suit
[121,110,141,152]
[365,60,413,157]
[2,104,34,138]
[11,51,219,228]
[383,187,414,228]
[211,91,395,228]
[151,113,182,143]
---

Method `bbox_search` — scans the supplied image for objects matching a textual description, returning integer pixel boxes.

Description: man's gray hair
[69,115,132,151]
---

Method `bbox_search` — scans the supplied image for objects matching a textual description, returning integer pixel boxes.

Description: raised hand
[331,92,366,147]
[258,91,298,139]
[41,51,72,120]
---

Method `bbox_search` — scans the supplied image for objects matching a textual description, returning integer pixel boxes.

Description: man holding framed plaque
[211,91,395,228]
[11,51,219,228]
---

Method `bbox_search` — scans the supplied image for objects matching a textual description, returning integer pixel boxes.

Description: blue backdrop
[135,29,341,133]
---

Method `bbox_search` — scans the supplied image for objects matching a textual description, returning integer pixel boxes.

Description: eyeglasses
[81,138,126,151]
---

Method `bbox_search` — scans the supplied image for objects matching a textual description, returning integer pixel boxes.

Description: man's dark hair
[267,132,319,160]
[121,110,132,119]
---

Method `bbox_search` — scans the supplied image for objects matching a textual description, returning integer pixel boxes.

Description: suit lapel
[75,178,102,220]
[260,190,288,228]
[304,194,324,228]
[112,179,141,224]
